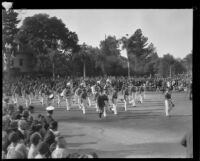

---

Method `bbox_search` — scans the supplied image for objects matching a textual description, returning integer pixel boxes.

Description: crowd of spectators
[2,103,98,159]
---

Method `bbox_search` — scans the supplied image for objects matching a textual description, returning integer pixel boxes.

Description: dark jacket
[43,129,55,148]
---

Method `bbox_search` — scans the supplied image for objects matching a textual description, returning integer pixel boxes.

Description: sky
[16,9,193,59]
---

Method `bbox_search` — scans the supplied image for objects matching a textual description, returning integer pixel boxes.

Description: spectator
[16,119,28,142]
[43,121,58,148]
[2,131,9,159]
[6,132,27,159]
[7,120,18,136]
[51,136,69,158]
[35,142,49,158]
[181,130,193,158]
[28,132,42,158]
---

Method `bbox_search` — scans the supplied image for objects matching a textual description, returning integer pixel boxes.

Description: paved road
[32,92,192,158]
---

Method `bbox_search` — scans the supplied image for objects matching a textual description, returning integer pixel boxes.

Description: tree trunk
[83,61,86,79]
[52,62,55,80]
[4,52,11,81]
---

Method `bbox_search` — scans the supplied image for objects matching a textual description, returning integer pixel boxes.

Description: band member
[94,83,101,112]
[111,88,118,115]
[39,85,45,107]
[56,87,62,108]
[97,89,109,118]
[130,85,136,107]
[65,83,72,111]
[75,85,83,109]
[164,88,175,117]
[123,86,129,111]
[86,85,92,107]
[138,85,144,104]
[142,83,146,99]
[80,88,88,114]
[47,87,54,106]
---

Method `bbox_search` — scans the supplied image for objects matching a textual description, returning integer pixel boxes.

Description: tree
[72,43,92,78]
[16,13,79,78]
[121,29,159,76]
[99,35,121,75]
[183,52,192,75]
[158,54,176,77]
[2,9,20,78]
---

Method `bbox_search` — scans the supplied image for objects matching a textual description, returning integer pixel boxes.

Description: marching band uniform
[130,85,136,107]
[75,87,82,109]
[164,89,175,117]
[94,84,101,112]
[139,86,144,103]
[123,86,129,111]
[80,88,88,114]
[86,86,92,107]
[112,89,118,115]
[97,90,109,118]
[65,85,72,111]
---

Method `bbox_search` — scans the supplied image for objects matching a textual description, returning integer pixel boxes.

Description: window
[19,59,23,66]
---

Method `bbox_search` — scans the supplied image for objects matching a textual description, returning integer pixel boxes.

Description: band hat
[46,106,55,111]
[49,94,54,99]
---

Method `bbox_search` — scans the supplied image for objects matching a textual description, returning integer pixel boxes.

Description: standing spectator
[45,106,55,128]
[43,121,58,149]
[28,132,42,158]
[181,130,193,158]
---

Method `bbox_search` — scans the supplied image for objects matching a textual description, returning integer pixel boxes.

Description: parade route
[32,92,192,158]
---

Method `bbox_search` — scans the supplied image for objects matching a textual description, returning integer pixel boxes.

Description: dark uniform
[97,93,109,118]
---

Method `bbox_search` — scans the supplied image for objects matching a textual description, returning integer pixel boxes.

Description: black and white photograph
[2,2,197,158]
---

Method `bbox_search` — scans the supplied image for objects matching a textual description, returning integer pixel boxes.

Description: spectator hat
[49,93,54,98]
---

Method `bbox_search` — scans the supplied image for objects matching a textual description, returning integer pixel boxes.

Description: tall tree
[121,29,159,76]
[99,35,121,75]
[16,13,79,77]
[183,52,192,75]
[158,54,176,77]
[2,9,20,77]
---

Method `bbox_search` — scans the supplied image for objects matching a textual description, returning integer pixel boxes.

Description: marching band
[3,75,192,119]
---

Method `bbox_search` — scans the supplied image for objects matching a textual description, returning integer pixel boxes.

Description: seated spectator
[28,132,42,158]
[51,136,69,158]
[35,142,49,159]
